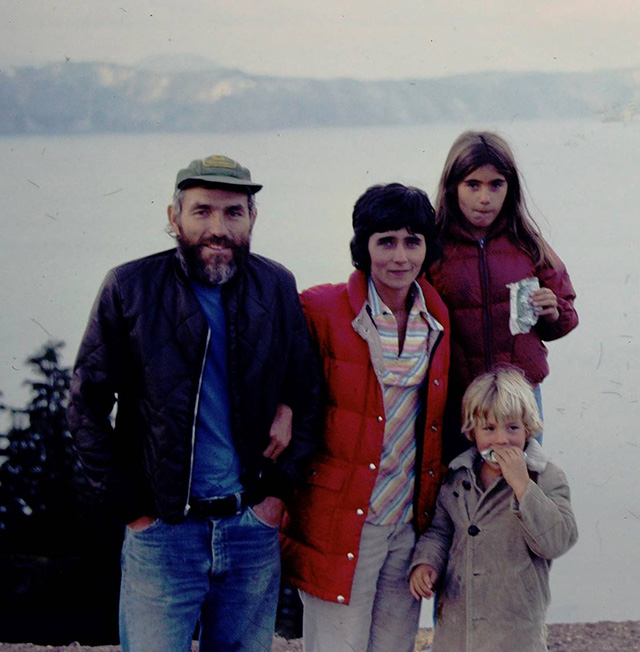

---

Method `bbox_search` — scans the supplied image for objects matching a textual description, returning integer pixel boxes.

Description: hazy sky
[2,0,639,79]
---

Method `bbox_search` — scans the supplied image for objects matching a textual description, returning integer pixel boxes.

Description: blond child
[409,367,577,652]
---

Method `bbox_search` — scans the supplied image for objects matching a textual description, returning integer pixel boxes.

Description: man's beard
[175,234,250,286]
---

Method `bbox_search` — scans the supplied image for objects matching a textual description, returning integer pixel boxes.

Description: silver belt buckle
[233,492,243,515]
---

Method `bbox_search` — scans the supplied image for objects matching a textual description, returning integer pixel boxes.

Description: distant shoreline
[1,61,638,136]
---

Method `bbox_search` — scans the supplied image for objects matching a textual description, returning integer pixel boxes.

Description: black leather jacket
[68,249,320,524]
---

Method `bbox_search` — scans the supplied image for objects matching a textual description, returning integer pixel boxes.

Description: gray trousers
[300,520,420,652]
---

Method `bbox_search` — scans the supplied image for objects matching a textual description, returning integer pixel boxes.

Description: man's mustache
[198,235,235,249]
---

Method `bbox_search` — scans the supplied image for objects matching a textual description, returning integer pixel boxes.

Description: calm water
[1,119,638,623]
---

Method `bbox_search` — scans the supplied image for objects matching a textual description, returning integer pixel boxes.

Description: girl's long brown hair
[435,131,554,267]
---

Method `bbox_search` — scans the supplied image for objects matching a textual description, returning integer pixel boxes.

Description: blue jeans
[119,507,280,652]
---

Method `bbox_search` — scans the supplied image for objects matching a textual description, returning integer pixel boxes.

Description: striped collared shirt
[364,278,443,525]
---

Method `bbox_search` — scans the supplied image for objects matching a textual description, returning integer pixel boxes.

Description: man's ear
[167,204,180,237]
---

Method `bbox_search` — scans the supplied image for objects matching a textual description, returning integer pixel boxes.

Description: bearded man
[68,155,320,652]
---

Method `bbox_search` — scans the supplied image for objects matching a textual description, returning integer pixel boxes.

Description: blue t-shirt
[189,280,243,498]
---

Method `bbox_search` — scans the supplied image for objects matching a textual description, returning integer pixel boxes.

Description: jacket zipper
[478,238,493,370]
[183,328,211,516]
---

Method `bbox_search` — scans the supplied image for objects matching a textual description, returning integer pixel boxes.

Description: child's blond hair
[461,367,542,441]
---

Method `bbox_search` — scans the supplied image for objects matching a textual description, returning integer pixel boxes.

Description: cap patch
[202,155,236,169]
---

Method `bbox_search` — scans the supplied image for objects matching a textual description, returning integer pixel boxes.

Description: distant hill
[0,61,638,135]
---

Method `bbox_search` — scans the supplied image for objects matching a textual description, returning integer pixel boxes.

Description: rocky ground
[0,621,639,652]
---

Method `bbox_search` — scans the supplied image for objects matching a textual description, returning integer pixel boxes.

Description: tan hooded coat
[411,440,578,652]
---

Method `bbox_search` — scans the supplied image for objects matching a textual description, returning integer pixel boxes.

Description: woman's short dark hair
[350,183,441,275]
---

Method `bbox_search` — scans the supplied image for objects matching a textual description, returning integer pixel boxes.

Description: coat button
[356,508,364,516]
[428,470,435,477]
[369,463,377,471]
[347,552,355,560]
[468,525,480,536]
[431,424,438,431]
[462,480,471,490]
[337,595,345,603]
[433,379,440,386]
[377,415,383,423]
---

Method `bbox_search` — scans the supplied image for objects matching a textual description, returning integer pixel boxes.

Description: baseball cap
[174,155,263,194]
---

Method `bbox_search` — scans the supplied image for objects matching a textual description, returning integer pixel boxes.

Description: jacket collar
[448,213,509,244]
[345,269,449,331]
[450,438,549,474]
[346,270,369,315]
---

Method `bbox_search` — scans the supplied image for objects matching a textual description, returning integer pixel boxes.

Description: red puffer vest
[281,271,450,604]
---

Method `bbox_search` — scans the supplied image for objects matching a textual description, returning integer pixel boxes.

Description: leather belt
[189,492,246,518]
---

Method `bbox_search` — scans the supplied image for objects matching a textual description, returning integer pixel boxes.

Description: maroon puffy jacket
[429,220,578,391]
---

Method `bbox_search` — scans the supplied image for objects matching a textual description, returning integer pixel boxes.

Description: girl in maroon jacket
[430,131,578,460]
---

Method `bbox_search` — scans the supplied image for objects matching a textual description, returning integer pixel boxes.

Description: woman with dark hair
[281,183,450,652]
